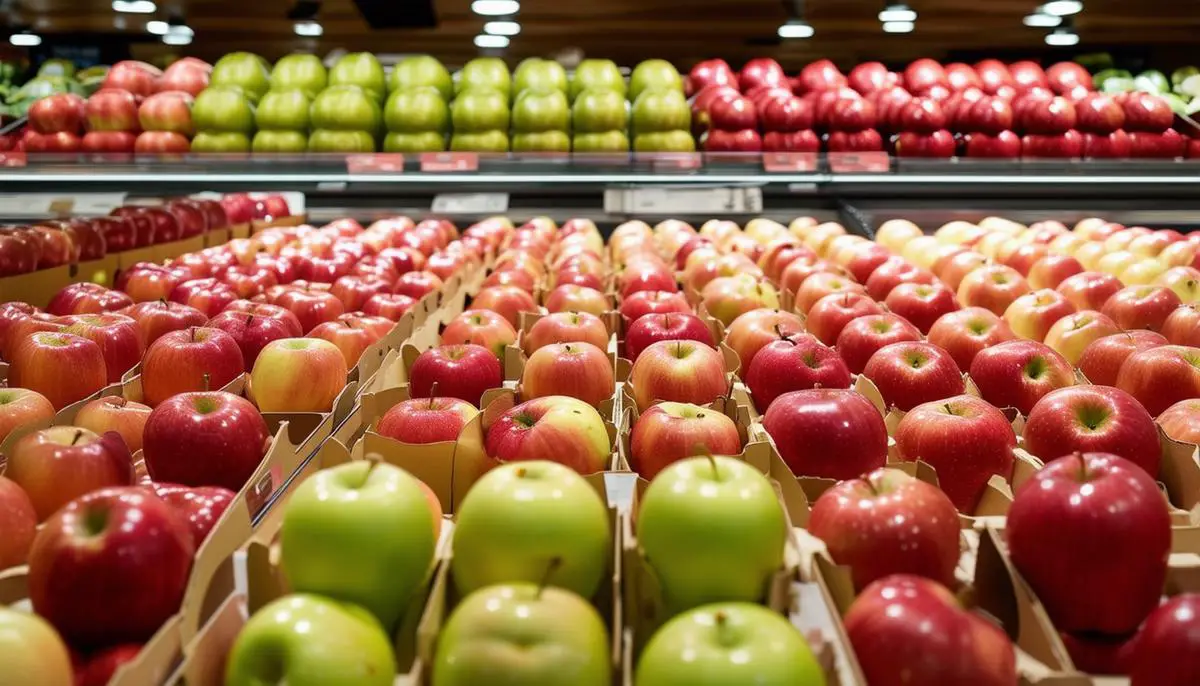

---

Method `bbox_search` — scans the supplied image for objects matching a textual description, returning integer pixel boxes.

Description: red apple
[1028,254,1084,290]
[1056,271,1124,311]
[780,258,849,299]
[761,388,887,479]
[746,333,852,413]
[865,258,934,302]
[618,290,691,325]
[521,342,614,408]
[0,475,37,568]
[933,251,988,292]
[806,291,884,346]
[884,282,960,335]
[925,307,1016,373]
[6,426,134,522]
[9,332,108,410]
[1078,330,1168,386]
[1102,285,1182,332]
[409,344,503,408]
[1128,593,1200,686]
[722,309,804,373]
[1007,452,1170,634]
[140,327,244,407]
[484,396,611,474]
[85,88,140,132]
[150,483,234,548]
[143,391,270,491]
[62,313,143,383]
[0,301,38,360]
[276,288,345,334]
[168,278,237,318]
[119,263,191,303]
[956,264,1030,316]
[1163,304,1200,346]
[468,285,538,330]
[119,300,208,348]
[308,320,377,368]
[1122,93,1174,133]
[862,341,965,412]
[28,92,86,134]
[441,309,518,359]
[628,401,741,480]
[629,339,727,412]
[377,396,478,444]
[523,311,609,355]
[362,293,416,321]
[74,395,152,454]
[47,283,133,316]
[221,299,303,336]
[1116,345,1200,417]
[0,387,55,446]
[835,313,922,375]
[1023,386,1161,476]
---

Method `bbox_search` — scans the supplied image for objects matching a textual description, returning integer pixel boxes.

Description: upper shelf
[1,151,1199,200]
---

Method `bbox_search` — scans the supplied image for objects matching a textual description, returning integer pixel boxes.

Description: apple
[169,278,238,318]
[844,575,1018,686]
[521,342,614,408]
[637,455,787,613]
[864,259,934,303]
[1163,304,1200,346]
[957,264,1031,316]
[307,320,376,368]
[761,388,887,480]
[721,309,802,373]
[622,313,711,363]
[432,583,609,686]
[1002,289,1077,343]
[363,293,416,321]
[700,275,780,327]
[629,340,728,413]
[486,396,610,474]
[438,310,515,360]
[468,286,538,330]
[635,602,824,685]
[1115,345,1200,417]
[1028,254,1085,291]
[250,338,348,413]
[1007,452,1170,635]
[745,332,852,413]
[28,92,86,134]
[410,344,502,408]
[377,396,477,444]
[225,594,396,686]
[0,605,75,686]
[1128,593,1200,686]
[151,483,235,547]
[143,390,270,492]
[804,292,883,346]
[884,282,960,335]
[809,468,960,588]
[9,332,108,410]
[1057,271,1124,311]
[62,313,143,384]
[544,285,607,317]
[119,263,190,303]
[205,310,292,372]
[629,401,741,480]
[1155,398,1200,445]
[141,327,243,407]
[524,312,609,356]
[276,288,346,334]
[618,291,692,326]
[0,475,37,568]
[832,313,919,374]
[120,300,208,347]
[862,342,965,412]
[0,301,38,360]
[1043,310,1121,365]
[1023,386,1161,476]
[1102,285,1181,332]
[74,395,151,454]
[85,88,139,132]
[1078,330,1169,386]
[0,387,55,445]
[47,283,133,316]
[932,251,988,293]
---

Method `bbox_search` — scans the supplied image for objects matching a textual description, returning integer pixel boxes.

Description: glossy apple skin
[625,312,715,363]
[1129,593,1200,686]
[410,344,502,408]
[806,291,884,346]
[884,282,961,335]
[141,327,244,407]
[150,483,235,548]
[810,468,960,590]
[926,307,1016,373]
[894,394,1017,512]
[0,604,76,686]
[168,278,237,318]
[1116,345,1200,417]
[9,332,108,410]
[969,339,1075,416]
[74,395,152,454]
[363,293,416,320]
[1162,304,1200,346]
[761,388,887,480]
[836,313,923,374]
[29,486,194,649]
[485,396,611,474]
[467,285,537,330]
[722,309,804,373]
[1157,398,1200,444]
[119,300,208,348]
[143,391,270,491]
[0,475,37,569]
[957,264,1031,316]
[630,402,741,480]
[307,321,375,368]
[62,313,144,383]
[76,644,144,686]
[862,341,965,412]
[1078,330,1168,386]
[250,338,348,414]
[746,334,852,413]
[276,288,345,334]
[1056,271,1124,311]
[522,342,614,408]
[618,290,691,326]
[377,397,478,444]
[1007,452,1171,635]
[441,309,518,359]
[1102,285,1183,332]
[523,312,609,356]
[206,311,295,372]
[844,575,1018,686]
[1024,385,1161,478]
[630,340,728,413]
[0,387,55,446]
[545,285,609,317]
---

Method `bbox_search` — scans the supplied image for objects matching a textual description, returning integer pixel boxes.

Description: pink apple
[629,340,727,412]
[1078,330,1169,386]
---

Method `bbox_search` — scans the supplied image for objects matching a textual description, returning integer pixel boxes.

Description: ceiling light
[1023,12,1062,27]
[294,20,323,36]
[9,33,42,47]
[882,20,915,33]
[1045,27,1080,45]
[471,0,519,16]
[112,0,157,13]
[163,31,192,45]
[777,20,815,39]
[879,3,917,22]
[1041,1,1082,16]
[146,19,169,34]
[484,20,520,36]
[474,34,510,48]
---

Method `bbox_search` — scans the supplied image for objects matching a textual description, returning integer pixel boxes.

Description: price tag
[346,153,405,173]
[0,151,26,167]
[71,193,128,215]
[604,186,762,215]
[644,153,703,171]
[829,151,891,173]
[431,193,509,214]
[0,194,55,217]
[420,152,479,172]
[763,152,818,173]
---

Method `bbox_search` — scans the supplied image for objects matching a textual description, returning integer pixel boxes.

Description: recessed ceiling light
[1023,12,1062,27]
[484,21,520,36]
[1045,27,1080,45]
[882,20,915,33]
[163,32,192,45]
[1041,1,1083,16]
[146,20,169,34]
[10,33,42,47]
[474,34,510,48]
[294,20,323,37]
[777,20,815,39]
[471,0,519,16]
[879,3,917,22]
[112,0,157,13]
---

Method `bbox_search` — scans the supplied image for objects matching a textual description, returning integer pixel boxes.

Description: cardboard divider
[71,254,119,288]
[204,227,232,248]
[228,222,252,240]
[0,373,151,460]
[0,265,73,308]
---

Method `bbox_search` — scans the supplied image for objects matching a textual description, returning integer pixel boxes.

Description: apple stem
[203,372,211,392]
[430,381,439,399]
[536,557,563,600]
[246,312,254,325]
[190,327,197,342]
[71,429,84,446]
[693,443,720,479]
[365,452,382,479]
[774,323,785,339]
[1076,452,1089,482]
[663,312,671,328]
[114,396,127,408]
[862,476,879,496]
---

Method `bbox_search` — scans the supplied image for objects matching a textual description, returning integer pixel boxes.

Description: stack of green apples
[191,52,269,152]
[383,55,454,153]
[629,59,694,152]
[570,59,631,153]
[252,54,327,153]
[450,57,512,152]
[309,52,386,153]
[511,58,571,152]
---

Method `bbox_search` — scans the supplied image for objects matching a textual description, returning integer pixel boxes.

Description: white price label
[0,194,55,218]
[431,193,510,214]
[604,186,763,215]
[71,193,128,216]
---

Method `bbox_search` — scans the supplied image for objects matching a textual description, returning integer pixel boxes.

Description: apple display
[1023,386,1161,477]
[250,338,349,413]
[143,390,270,491]
[485,396,611,474]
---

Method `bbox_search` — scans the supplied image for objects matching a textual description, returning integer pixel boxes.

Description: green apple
[383,131,447,153]
[451,461,611,598]
[307,130,377,152]
[573,131,630,153]
[451,131,510,152]
[457,57,512,99]
[310,85,383,133]
[191,131,252,152]
[513,131,571,152]
[389,55,453,100]
[632,88,690,134]
[432,583,610,686]
[270,54,328,97]
[280,461,436,629]
[572,88,629,133]
[328,52,387,102]
[255,88,311,131]
[514,58,569,94]
[210,52,271,104]
[253,130,309,153]
[451,88,510,132]
[0,607,74,686]
[630,59,683,101]
[635,603,826,686]
[225,594,396,686]
[512,89,570,132]
[570,59,626,101]
[636,455,786,614]
[191,85,256,133]
[633,131,695,152]
[384,87,449,133]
